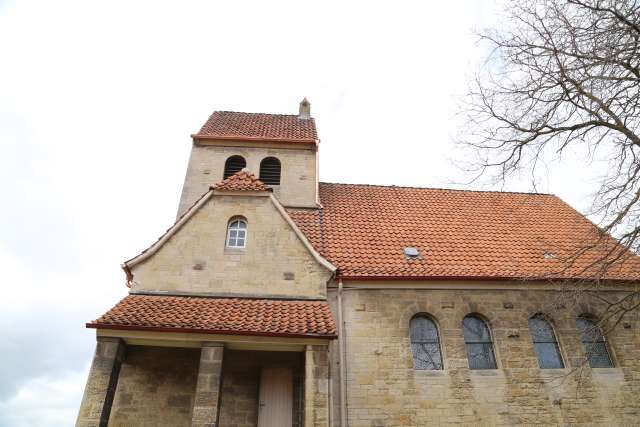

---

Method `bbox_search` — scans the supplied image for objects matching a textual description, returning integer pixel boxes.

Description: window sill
[224,247,246,254]
[538,368,570,378]
[470,369,504,377]
[413,369,446,376]
[591,367,623,376]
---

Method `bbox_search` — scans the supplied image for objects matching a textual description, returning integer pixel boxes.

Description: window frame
[576,314,614,368]
[409,314,444,370]
[528,314,565,369]
[226,217,248,249]
[462,314,498,370]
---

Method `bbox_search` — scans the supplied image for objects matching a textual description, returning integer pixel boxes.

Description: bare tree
[460,0,640,352]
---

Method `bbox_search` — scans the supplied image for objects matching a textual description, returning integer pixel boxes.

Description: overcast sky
[0,1,605,425]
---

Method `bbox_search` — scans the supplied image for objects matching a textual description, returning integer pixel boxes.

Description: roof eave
[338,273,640,284]
[210,188,273,195]
[86,322,338,340]
[192,134,318,144]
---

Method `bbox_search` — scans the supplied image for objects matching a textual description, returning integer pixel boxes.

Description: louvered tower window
[259,157,281,185]
[223,155,246,179]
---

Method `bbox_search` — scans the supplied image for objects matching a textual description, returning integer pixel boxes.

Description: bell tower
[177,99,320,216]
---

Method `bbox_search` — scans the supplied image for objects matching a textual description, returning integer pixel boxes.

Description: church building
[77,100,640,426]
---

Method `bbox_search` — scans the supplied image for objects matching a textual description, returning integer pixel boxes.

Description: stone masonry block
[76,337,125,427]
[192,343,224,427]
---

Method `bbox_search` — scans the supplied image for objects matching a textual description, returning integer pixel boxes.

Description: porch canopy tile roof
[194,111,317,142]
[287,183,640,281]
[87,295,337,339]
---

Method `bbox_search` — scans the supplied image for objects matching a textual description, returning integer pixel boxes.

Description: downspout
[338,278,348,427]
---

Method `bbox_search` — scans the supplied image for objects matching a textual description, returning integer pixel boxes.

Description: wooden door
[257,367,293,427]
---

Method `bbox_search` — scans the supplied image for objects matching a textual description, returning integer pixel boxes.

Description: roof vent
[298,98,311,119]
[404,247,421,259]
[543,251,557,259]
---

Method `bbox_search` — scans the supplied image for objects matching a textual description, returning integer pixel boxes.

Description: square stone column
[305,344,330,427]
[76,337,125,427]
[191,342,224,427]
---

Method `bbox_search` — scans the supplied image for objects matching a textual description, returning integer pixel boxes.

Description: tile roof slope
[287,183,640,281]
[195,111,317,142]
[88,295,337,338]
[212,170,270,192]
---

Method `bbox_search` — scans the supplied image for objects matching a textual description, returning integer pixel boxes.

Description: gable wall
[329,284,640,426]
[131,194,330,299]
[178,143,318,216]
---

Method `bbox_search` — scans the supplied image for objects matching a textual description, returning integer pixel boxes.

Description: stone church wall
[178,143,318,216]
[130,194,331,299]
[330,285,640,426]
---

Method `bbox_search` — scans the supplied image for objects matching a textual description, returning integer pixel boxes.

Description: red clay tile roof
[212,170,270,192]
[195,111,317,142]
[287,183,640,281]
[88,295,337,338]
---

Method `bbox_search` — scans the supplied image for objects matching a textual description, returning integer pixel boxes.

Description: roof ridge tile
[212,170,270,192]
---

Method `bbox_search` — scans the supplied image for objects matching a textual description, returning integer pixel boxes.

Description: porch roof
[87,295,337,339]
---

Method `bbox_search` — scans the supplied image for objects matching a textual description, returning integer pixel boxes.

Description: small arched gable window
[410,315,443,370]
[529,314,564,369]
[577,315,613,368]
[259,157,281,185]
[462,315,497,369]
[223,155,246,179]
[226,218,247,248]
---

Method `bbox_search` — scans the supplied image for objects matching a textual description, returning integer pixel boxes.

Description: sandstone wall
[178,143,318,215]
[131,194,331,299]
[305,345,331,427]
[331,286,640,426]
[108,346,199,427]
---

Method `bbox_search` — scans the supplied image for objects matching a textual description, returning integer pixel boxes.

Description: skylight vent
[404,247,421,259]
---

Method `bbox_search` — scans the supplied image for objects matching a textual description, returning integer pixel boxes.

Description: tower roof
[194,111,317,143]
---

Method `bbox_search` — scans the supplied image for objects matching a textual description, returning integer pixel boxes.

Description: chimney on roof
[298,98,311,119]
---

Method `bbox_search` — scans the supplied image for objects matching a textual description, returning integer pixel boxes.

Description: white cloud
[0,370,88,427]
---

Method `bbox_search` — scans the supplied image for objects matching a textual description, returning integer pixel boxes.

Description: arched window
[529,314,564,369]
[410,315,443,370]
[577,315,613,368]
[226,218,247,248]
[462,315,497,369]
[223,155,246,179]
[259,157,281,185]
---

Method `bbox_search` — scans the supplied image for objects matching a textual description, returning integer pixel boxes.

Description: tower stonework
[177,106,320,216]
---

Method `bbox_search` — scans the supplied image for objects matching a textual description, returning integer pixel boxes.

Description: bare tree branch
[459,0,640,286]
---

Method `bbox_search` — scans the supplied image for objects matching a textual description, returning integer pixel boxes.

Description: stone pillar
[191,342,224,427]
[305,344,330,427]
[76,337,125,427]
